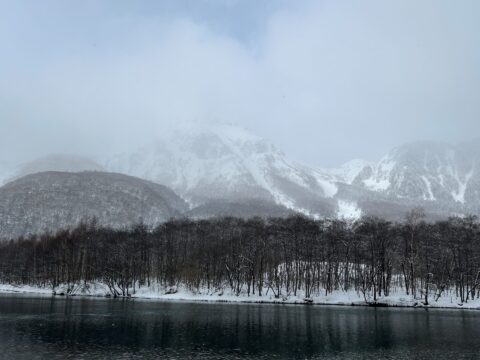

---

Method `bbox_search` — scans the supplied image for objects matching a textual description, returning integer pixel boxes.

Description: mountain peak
[105,122,336,216]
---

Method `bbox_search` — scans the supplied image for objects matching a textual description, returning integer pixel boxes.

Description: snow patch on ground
[421,176,436,201]
[452,167,474,204]
[362,177,390,191]
[316,178,338,198]
[1,283,479,310]
[362,158,396,191]
[336,200,362,220]
[310,170,338,197]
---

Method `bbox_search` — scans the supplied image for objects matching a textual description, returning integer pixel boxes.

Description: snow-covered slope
[105,125,480,220]
[351,140,480,211]
[106,124,338,217]
[322,159,373,185]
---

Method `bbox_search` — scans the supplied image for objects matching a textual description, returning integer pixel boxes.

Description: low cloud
[1,0,479,166]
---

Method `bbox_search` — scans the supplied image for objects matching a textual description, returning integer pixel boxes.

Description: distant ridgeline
[0,211,479,305]
[2,130,480,237]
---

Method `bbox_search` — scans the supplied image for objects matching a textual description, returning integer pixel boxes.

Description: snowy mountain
[106,124,338,218]
[1,124,478,228]
[104,124,480,220]
[0,171,188,240]
[350,140,480,215]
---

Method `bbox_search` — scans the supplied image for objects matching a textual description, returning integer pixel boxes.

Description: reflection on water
[0,294,479,359]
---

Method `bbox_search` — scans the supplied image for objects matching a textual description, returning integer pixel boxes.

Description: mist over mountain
[10,154,104,183]
[105,123,337,217]
[0,162,13,186]
[104,124,480,220]
[0,0,479,239]
[1,124,479,240]
[1,2,480,358]
[350,140,480,212]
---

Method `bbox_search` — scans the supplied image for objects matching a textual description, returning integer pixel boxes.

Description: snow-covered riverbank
[1,282,479,310]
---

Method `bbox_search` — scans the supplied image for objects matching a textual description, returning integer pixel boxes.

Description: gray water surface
[0,294,479,359]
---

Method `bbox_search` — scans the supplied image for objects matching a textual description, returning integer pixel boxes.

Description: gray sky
[1,0,479,167]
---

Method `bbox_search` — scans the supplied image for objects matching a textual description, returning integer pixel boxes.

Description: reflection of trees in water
[2,297,479,359]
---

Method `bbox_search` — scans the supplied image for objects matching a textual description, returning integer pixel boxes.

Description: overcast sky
[1,0,479,167]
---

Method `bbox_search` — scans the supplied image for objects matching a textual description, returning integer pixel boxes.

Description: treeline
[0,209,479,304]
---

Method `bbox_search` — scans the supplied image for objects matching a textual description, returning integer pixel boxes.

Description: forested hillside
[0,171,188,239]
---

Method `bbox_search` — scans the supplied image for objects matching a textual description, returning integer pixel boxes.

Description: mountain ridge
[1,125,479,224]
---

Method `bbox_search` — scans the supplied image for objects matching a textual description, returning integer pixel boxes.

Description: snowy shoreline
[1,283,479,311]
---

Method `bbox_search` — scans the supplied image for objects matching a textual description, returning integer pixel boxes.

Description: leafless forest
[1,210,479,305]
